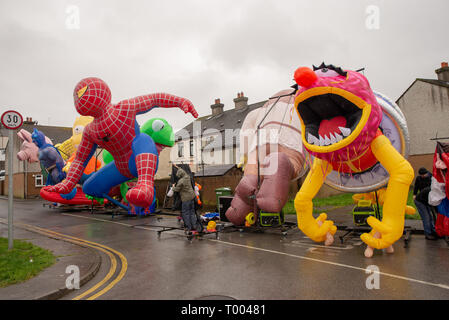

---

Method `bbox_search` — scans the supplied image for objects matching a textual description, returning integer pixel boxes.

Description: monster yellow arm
[361,134,414,249]
[294,158,337,243]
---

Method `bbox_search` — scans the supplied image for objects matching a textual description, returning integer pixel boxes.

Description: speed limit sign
[1,110,23,130]
[2,109,24,250]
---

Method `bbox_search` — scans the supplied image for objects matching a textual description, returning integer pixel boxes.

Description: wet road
[1,198,449,300]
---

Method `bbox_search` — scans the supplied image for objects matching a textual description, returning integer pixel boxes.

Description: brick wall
[2,171,44,198]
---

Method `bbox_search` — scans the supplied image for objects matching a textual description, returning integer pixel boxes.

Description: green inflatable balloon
[140,118,175,147]
[102,118,174,165]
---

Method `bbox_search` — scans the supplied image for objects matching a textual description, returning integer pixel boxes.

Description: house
[152,93,267,208]
[169,92,266,174]
[1,118,73,198]
[397,62,449,176]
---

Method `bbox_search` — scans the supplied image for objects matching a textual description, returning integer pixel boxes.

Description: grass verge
[283,188,422,221]
[0,238,56,288]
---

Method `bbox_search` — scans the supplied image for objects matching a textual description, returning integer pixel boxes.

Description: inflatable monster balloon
[17,129,53,163]
[102,118,175,215]
[293,63,414,257]
[43,77,197,208]
[225,89,307,225]
[429,142,449,237]
[32,129,66,185]
[57,116,102,175]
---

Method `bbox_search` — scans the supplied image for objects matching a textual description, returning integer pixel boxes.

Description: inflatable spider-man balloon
[43,77,197,208]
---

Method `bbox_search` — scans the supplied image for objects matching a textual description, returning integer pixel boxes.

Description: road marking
[73,245,117,300]
[28,224,128,300]
[288,240,354,250]
[57,212,449,291]
[62,213,181,235]
[208,239,449,291]
[0,218,127,300]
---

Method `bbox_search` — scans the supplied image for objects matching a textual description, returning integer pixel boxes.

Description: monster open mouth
[297,93,364,147]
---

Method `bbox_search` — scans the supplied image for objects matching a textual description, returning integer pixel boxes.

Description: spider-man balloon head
[73,77,111,118]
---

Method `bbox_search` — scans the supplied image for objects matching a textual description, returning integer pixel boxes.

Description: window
[190,140,194,157]
[178,142,184,158]
[35,174,44,187]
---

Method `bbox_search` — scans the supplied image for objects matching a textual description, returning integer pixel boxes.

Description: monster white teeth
[311,131,345,146]
[334,133,343,142]
[319,135,325,146]
[307,133,320,145]
[329,133,337,144]
[338,127,351,137]
[324,135,331,146]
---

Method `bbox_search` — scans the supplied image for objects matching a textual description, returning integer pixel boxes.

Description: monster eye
[315,68,340,78]
[152,120,165,132]
[73,125,84,135]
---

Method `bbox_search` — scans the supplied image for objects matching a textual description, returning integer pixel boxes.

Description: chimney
[435,62,449,82]
[211,98,224,116]
[233,91,248,109]
[24,117,35,124]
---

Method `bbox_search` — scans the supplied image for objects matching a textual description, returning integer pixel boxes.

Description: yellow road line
[28,224,128,300]
[0,219,127,300]
[72,245,117,300]
[43,213,449,291]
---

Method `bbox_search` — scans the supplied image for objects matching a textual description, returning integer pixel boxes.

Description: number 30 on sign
[1,110,23,130]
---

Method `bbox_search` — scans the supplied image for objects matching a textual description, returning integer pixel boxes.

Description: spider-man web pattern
[44,77,198,207]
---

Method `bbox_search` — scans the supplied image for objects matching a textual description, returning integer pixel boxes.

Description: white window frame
[178,142,184,158]
[34,174,45,187]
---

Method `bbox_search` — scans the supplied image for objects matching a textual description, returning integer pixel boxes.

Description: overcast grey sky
[1,0,448,132]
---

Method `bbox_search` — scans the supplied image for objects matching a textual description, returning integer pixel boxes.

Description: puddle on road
[283,235,364,256]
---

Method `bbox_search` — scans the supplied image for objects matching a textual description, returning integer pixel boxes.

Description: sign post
[1,110,23,250]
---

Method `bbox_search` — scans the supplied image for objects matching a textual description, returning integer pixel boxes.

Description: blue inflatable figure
[32,129,66,186]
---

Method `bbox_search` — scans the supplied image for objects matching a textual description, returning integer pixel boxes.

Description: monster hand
[42,179,76,195]
[295,158,335,245]
[180,99,198,118]
[360,217,402,250]
[300,213,337,244]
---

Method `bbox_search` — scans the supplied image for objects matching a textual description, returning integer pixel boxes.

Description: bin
[215,187,232,211]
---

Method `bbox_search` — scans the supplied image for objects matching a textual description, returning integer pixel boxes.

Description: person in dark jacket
[172,168,203,233]
[413,167,432,199]
[413,168,436,239]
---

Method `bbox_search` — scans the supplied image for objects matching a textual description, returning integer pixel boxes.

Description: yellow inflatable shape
[294,158,337,243]
[405,206,416,216]
[352,188,386,204]
[353,187,416,216]
[245,212,256,226]
[360,135,414,249]
[55,140,75,161]
[207,221,217,232]
[295,135,413,250]
[60,116,94,172]
[71,116,94,149]
[237,155,248,171]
